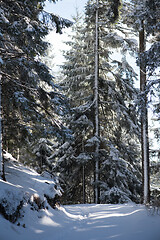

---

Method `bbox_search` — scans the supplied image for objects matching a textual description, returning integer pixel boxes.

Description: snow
[25,24,34,32]
[1,153,61,201]
[0,10,9,24]
[86,136,100,146]
[0,57,3,64]
[76,153,92,161]
[1,155,160,240]
[1,203,160,240]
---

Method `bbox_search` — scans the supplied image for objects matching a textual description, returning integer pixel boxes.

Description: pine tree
[145,0,160,77]
[0,1,71,154]
[54,11,95,203]
[122,0,160,204]
[0,0,72,167]
[145,0,160,173]
[57,0,142,204]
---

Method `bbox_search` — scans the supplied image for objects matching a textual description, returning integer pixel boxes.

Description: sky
[45,0,88,20]
[44,0,88,74]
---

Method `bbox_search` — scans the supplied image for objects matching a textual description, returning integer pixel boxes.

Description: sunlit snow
[0,155,160,240]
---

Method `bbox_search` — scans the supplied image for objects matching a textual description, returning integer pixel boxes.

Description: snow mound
[0,153,61,222]
[0,153,160,240]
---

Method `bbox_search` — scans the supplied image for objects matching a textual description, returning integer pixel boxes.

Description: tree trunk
[17,148,20,161]
[94,0,100,204]
[0,75,5,181]
[82,165,86,204]
[0,75,3,177]
[82,138,86,204]
[139,21,150,204]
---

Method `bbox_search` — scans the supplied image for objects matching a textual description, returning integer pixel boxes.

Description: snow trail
[1,158,160,240]
[1,203,160,240]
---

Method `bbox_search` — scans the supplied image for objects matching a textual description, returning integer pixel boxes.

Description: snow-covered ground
[1,203,160,240]
[0,153,160,240]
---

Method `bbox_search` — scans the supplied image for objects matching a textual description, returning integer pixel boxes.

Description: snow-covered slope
[0,154,160,240]
[0,152,61,223]
[1,152,61,199]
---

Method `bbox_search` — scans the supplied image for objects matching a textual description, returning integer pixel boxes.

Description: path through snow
[1,203,160,240]
[0,157,159,240]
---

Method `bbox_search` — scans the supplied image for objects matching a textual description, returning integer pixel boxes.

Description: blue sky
[44,0,88,74]
[45,0,88,20]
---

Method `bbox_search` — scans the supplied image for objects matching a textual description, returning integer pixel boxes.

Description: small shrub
[30,193,45,210]
[0,197,23,223]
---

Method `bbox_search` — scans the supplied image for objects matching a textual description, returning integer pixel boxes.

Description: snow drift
[0,152,61,222]
[0,153,160,240]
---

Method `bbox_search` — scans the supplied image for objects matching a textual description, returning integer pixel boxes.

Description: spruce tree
[54,11,95,204]
[122,0,160,204]
[0,0,72,175]
[57,0,142,204]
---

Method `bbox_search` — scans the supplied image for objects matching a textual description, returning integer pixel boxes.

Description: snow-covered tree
[145,0,160,170]
[122,0,160,204]
[0,0,72,168]
[57,0,142,204]
[31,138,53,173]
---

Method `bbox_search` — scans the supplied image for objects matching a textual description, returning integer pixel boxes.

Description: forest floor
[1,203,160,240]
[0,153,160,240]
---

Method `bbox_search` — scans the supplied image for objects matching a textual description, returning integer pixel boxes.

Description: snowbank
[1,203,160,240]
[0,153,61,222]
[0,153,160,240]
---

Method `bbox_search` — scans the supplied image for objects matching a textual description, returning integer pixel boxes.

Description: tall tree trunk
[139,21,150,204]
[94,0,100,204]
[17,148,20,161]
[82,138,86,204]
[0,75,5,181]
[0,75,3,177]
[82,165,86,204]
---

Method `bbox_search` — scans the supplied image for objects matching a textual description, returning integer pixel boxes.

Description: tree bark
[139,21,150,204]
[0,75,5,181]
[82,138,86,204]
[82,165,86,204]
[0,75,3,177]
[94,0,100,204]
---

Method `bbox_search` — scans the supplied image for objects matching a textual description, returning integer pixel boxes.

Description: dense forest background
[0,0,160,205]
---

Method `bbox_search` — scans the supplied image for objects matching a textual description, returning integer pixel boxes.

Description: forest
[0,0,160,217]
